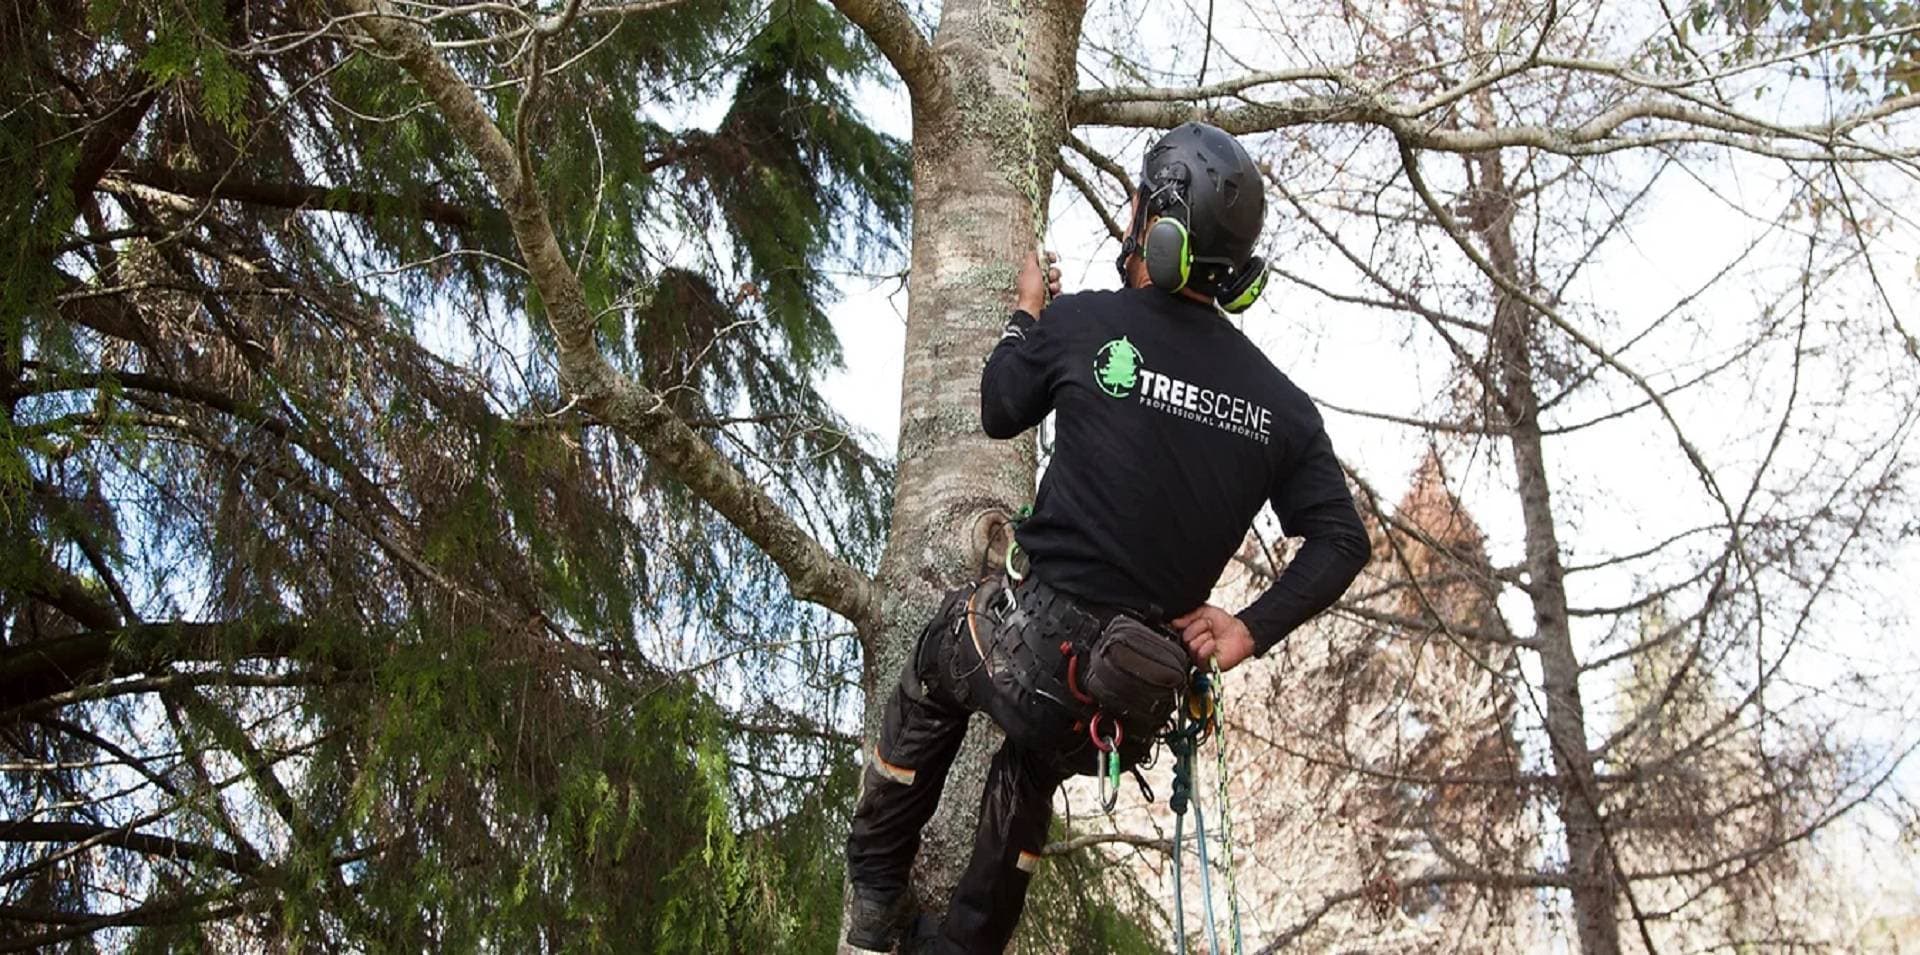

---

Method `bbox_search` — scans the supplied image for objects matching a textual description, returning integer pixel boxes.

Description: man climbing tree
[843,122,1371,954]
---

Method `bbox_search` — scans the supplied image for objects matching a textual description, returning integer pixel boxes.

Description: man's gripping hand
[1172,604,1256,673]
[1015,248,1062,316]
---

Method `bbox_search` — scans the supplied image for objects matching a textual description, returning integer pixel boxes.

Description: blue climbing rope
[1193,796,1222,955]
[1164,668,1245,955]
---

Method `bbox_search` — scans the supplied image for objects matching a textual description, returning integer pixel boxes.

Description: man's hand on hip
[1172,604,1256,672]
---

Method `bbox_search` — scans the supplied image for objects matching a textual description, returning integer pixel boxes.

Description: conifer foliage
[2,0,904,949]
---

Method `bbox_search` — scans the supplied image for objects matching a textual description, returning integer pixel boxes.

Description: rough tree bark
[848,0,1086,938]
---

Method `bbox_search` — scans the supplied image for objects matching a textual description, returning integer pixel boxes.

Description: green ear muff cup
[1143,217,1191,293]
[1218,256,1269,314]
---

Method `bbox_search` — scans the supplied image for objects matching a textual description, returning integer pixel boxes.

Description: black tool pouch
[969,578,1091,753]
[1082,615,1188,727]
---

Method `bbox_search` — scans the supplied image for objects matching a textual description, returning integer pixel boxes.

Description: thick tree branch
[11,550,123,633]
[0,892,270,954]
[825,0,947,116]
[333,0,879,632]
[69,77,160,205]
[0,821,265,878]
[0,621,332,714]
[1075,67,1346,106]
[1073,91,1387,139]
[118,163,487,230]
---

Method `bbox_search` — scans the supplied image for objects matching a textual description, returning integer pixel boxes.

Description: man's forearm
[980,310,1046,438]
[1238,529,1369,655]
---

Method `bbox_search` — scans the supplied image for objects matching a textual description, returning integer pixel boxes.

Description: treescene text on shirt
[1135,368,1273,443]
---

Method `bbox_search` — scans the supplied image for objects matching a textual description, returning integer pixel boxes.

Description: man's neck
[1123,272,1216,309]
[1123,255,1216,309]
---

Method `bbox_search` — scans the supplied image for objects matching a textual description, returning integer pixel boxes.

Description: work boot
[845,887,914,952]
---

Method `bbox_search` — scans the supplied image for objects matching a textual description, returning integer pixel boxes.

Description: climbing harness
[1165,665,1247,955]
[1001,510,1167,815]
[994,507,1248,951]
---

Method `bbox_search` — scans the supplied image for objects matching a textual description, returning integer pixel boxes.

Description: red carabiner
[1088,713,1123,753]
[1065,651,1096,706]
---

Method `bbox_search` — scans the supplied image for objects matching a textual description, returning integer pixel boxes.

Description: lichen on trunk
[852,0,1086,937]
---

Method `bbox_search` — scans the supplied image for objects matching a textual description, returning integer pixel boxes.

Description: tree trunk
[848,0,1085,944]
[1474,151,1623,955]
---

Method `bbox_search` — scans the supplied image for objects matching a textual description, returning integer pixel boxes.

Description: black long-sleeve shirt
[981,287,1369,655]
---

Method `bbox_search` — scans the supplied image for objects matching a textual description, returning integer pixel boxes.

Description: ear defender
[1216,255,1269,314]
[1142,216,1192,293]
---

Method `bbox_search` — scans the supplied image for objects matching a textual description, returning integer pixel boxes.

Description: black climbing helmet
[1118,122,1269,312]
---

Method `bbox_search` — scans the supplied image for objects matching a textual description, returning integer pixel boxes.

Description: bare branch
[1074,66,1348,106]
[1063,132,1131,193]
[1054,156,1124,241]
[0,820,267,879]
[1073,79,1920,164]
[0,892,271,955]
[0,621,334,714]
[1041,830,1173,856]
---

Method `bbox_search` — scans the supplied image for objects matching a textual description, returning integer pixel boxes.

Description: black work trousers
[845,578,1107,954]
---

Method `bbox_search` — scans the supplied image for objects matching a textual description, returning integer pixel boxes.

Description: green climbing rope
[1003,505,1032,581]
[1210,657,1246,955]
[1006,0,1048,261]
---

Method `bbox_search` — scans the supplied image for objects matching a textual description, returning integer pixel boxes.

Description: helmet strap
[1114,183,1150,285]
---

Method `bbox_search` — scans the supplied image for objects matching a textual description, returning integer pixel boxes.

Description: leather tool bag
[1081,615,1188,726]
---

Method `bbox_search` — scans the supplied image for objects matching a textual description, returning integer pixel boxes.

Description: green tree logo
[1094,337,1143,398]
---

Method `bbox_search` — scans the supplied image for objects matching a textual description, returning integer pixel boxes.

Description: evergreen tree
[2,0,902,949]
